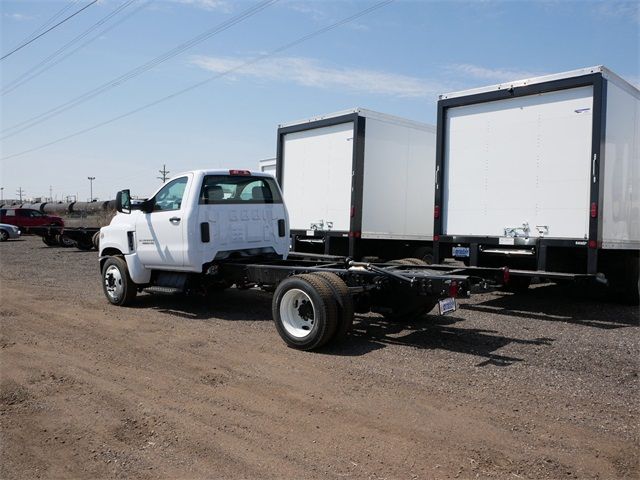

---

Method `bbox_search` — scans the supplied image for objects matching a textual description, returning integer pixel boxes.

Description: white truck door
[281,122,354,232]
[135,175,190,269]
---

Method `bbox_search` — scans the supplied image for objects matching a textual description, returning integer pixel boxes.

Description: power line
[2,0,140,95]
[10,1,81,52]
[0,0,394,162]
[0,0,278,139]
[1,1,99,61]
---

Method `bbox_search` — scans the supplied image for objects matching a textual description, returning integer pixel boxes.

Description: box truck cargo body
[433,66,639,301]
[276,108,436,259]
[259,158,277,176]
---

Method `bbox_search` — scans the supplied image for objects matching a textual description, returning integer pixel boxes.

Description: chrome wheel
[279,288,315,338]
[104,264,124,302]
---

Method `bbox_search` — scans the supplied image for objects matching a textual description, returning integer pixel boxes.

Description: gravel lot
[1,236,638,479]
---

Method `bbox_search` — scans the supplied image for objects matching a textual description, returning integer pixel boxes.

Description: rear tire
[92,231,100,250]
[308,272,354,342]
[58,234,76,248]
[102,256,137,306]
[272,275,338,351]
[393,258,428,266]
[42,234,58,246]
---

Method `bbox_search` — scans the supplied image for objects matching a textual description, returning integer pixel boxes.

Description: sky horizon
[1,0,638,202]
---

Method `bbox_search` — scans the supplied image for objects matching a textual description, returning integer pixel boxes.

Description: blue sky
[0,0,638,201]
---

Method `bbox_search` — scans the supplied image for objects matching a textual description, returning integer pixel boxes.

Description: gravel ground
[0,235,638,479]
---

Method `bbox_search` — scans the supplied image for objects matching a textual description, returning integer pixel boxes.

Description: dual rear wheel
[272,272,354,351]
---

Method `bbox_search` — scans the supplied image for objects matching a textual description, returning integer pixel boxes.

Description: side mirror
[116,189,131,214]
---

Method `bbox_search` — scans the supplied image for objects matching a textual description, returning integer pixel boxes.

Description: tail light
[590,202,598,218]
[229,169,251,176]
[434,234,440,241]
[449,281,459,298]
[434,205,440,219]
[502,267,510,285]
[588,240,598,249]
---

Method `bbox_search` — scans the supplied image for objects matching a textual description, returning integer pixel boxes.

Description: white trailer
[434,66,639,302]
[276,108,436,260]
[258,158,277,176]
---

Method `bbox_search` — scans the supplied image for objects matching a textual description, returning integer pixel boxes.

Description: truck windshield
[199,175,282,205]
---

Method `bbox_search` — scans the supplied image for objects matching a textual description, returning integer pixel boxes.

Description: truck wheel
[272,275,338,351]
[58,234,76,248]
[102,256,137,306]
[76,239,94,251]
[92,231,100,250]
[394,258,428,266]
[0,230,8,242]
[307,272,354,342]
[42,234,58,246]
[412,247,434,264]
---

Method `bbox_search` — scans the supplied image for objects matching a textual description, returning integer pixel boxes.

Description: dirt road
[1,236,638,479]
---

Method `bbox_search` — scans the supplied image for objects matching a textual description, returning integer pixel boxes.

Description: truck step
[143,286,183,295]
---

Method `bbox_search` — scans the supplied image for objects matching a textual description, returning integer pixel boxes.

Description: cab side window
[153,177,188,212]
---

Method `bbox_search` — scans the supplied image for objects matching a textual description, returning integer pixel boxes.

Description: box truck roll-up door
[443,85,594,239]
[281,122,354,232]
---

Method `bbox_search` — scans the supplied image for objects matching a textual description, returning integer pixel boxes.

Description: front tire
[272,275,338,351]
[102,256,137,306]
[0,230,8,242]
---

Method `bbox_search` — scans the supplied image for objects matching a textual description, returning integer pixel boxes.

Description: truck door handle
[169,217,181,224]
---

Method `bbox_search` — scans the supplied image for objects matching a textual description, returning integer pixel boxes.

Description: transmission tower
[158,164,170,183]
[16,187,24,202]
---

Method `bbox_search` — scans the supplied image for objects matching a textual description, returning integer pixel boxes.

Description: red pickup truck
[0,208,64,230]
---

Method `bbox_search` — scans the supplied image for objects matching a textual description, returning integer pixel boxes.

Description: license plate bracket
[438,297,457,315]
[452,246,470,258]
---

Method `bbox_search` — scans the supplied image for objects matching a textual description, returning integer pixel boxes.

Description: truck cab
[99,170,289,302]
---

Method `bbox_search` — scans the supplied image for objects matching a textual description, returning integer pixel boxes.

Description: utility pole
[158,164,170,183]
[1,187,3,202]
[88,176,95,201]
[49,185,53,201]
[16,187,24,202]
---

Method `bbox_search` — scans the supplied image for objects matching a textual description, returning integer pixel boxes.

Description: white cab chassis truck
[433,66,639,303]
[276,108,436,262]
[99,170,505,350]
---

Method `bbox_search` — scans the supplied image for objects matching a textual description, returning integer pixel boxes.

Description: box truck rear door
[281,122,354,232]
[443,85,594,239]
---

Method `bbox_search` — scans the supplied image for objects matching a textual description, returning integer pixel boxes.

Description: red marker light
[449,281,459,298]
[588,240,598,249]
[502,267,510,285]
[350,206,355,218]
[590,202,598,218]
[434,234,440,242]
[229,169,251,176]
[434,205,440,219]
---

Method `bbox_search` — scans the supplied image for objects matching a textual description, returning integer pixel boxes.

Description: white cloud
[171,0,230,12]
[190,55,444,98]
[3,13,33,21]
[593,1,640,24]
[447,64,546,83]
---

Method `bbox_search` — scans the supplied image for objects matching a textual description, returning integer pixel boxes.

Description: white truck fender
[124,253,151,284]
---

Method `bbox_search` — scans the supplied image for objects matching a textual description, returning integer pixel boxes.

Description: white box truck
[259,158,277,176]
[433,66,639,302]
[276,108,436,260]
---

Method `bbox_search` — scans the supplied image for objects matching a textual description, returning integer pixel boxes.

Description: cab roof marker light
[229,169,251,176]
